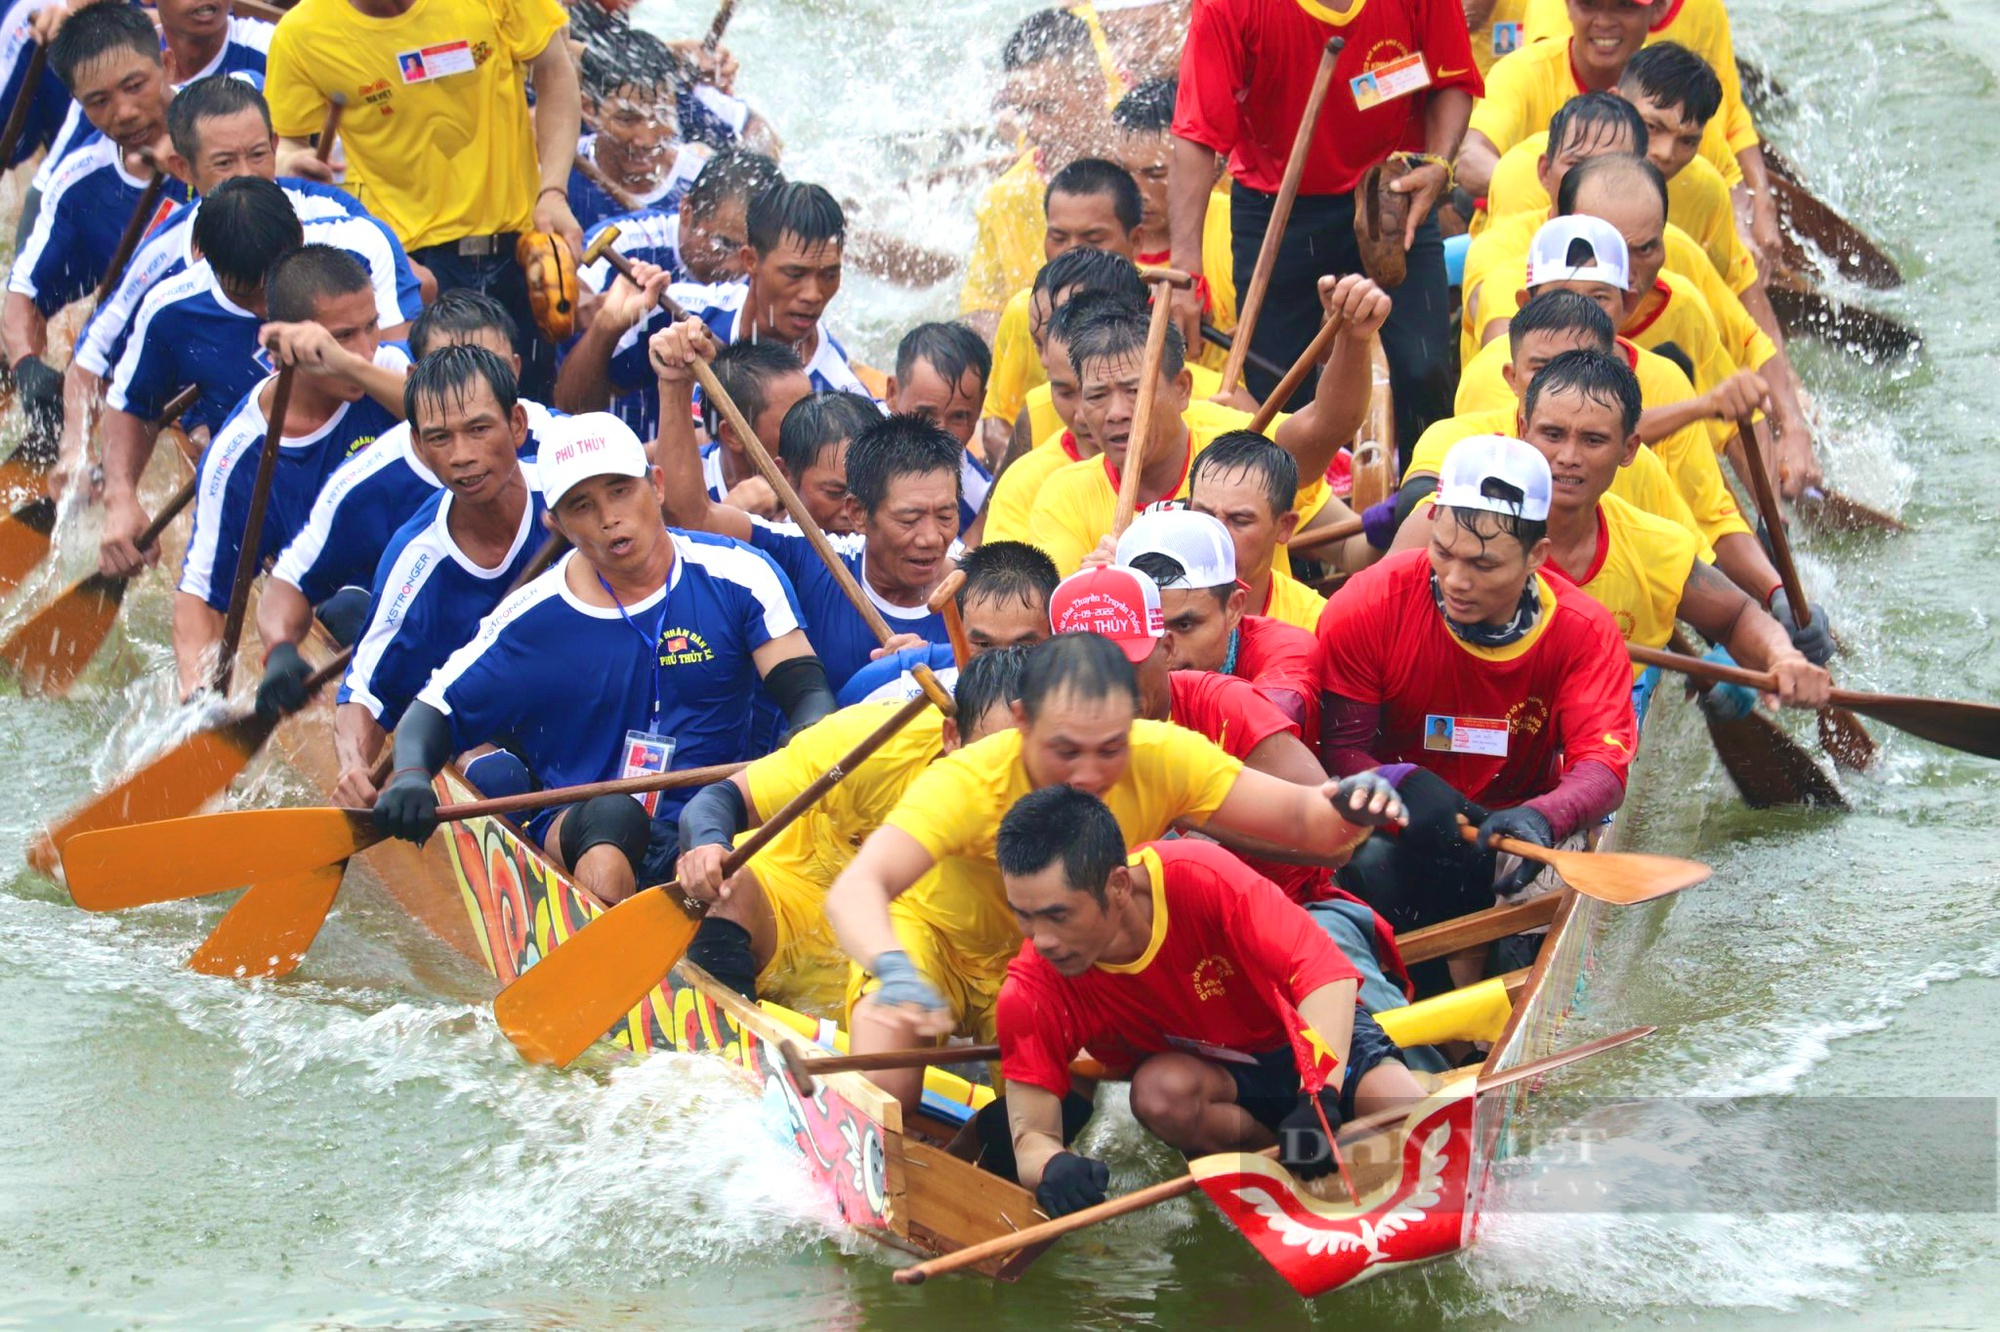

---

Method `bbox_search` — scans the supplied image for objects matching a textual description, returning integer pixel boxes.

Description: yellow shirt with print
[1482,133,1756,293]
[1569,493,1703,679]
[265,0,564,250]
[1467,37,1742,189]
[959,151,1047,319]
[984,427,1079,545]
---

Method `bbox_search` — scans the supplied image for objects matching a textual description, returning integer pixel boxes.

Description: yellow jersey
[983,288,1040,427]
[1520,0,1758,157]
[984,428,1084,546]
[265,0,566,250]
[886,720,1243,973]
[1559,493,1703,678]
[1662,225,1775,372]
[1467,36,1741,188]
[1259,568,1328,634]
[1482,133,1756,293]
[958,151,1046,318]
[1023,382,1062,451]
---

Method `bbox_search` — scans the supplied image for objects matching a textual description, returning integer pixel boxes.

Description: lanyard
[598,572,665,729]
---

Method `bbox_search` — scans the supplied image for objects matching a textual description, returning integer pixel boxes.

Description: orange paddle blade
[28,712,275,874]
[0,571,129,696]
[62,808,376,911]
[186,860,347,979]
[1536,843,1711,905]
[494,885,704,1067]
[0,494,56,595]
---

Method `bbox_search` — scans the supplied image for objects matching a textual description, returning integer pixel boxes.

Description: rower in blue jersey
[557,180,862,440]
[836,540,1058,705]
[260,292,561,655]
[1,3,187,460]
[173,245,409,696]
[650,314,960,693]
[698,339,813,512]
[0,0,76,172]
[575,145,781,292]
[569,42,708,232]
[371,412,838,907]
[883,321,996,535]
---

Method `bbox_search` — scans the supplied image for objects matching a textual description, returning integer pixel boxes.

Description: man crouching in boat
[825,632,1404,1115]
[1317,435,1637,986]
[989,786,1425,1215]
[370,414,838,905]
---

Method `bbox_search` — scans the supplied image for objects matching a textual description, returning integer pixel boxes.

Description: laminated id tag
[1422,715,1509,757]
[1164,1034,1260,1066]
[1350,52,1433,111]
[622,730,677,815]
[1492,22,1522,57]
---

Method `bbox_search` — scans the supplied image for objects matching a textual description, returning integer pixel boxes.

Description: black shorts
[1226,1008,1403,1130]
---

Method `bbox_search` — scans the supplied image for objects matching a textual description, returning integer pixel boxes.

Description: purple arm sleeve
[1522,759,1627,842]
[1318,691,1383,777]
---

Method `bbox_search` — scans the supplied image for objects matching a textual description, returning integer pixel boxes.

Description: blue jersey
[746,518,946,691]
[7,136,188,316]
[578,206,692,290]
[678,83,749,149]
[836,641,960,707]
[340,466,548,730]
[417,534,804,830]
[75,177,375,379]
[178,348,408,612]
[960,448,992,535]
[568,136,706,233]
[605,278,875,440]
[0,0,71,169]
[271,398,558,604]
[105,214,421,432]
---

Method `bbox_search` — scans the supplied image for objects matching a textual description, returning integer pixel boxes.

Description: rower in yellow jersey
[825,631,1404,1113]
[985,294,1106,546]
[1187,432,1345,632]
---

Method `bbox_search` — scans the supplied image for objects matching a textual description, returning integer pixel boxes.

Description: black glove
[1767,588,1834,666]
[13,354,62,454]
[1479,805,1554,895]
[373,766,439,843]
[254,641,314,722]
[1035,1151,1110,1218]
[1276,1087,1344,1180]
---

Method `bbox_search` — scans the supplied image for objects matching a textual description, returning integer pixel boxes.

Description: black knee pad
[314,586,374,646]
[686,916,757,999]
[556,794,652,876]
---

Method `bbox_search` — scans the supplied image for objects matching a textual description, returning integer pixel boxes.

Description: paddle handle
[1219,35,1344,397]
[95,170,166,305]
[1113,275,1179,536]
[1734,417,1809,626]
[1247,303,1344,434]
[702,0,736,50]
[892,1023,1655,1286]
[1629,640,1778,694]
[432,760,750,824]
[926,569,971,669]
[0,43,48,170]
[153,383,199,429]
[1283,513,1364,556]
[313,95,344,165]
[215,367,298,694]
[1455,820,1557,869]
[134,474,198,552]
[798,1042,1001,1077]
[1198,323,1287,384]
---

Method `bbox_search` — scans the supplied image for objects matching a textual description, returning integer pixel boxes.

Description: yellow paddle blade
[494,886,703,1067]
[1,571,129,697]
[63,808,376,911]
[186,861,347,979]
[0,495,56,595]
[27,712,275,874]
[1541,845,1711,906]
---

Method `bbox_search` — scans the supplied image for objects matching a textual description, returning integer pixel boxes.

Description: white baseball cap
[1435,435,1553,522]
[1526,215,1631,291]
[1114,507,1238,589]
[536,412,651,508]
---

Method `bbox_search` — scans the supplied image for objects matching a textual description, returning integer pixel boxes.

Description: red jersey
[1233,613,1325,750]
[1316,549,1636,807]
[1173,0,1482,197]
[997,839,1361,1098]
[1167,669,1296,760]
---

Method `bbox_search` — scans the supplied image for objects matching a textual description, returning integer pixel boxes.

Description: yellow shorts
[737,846,847,1020]
[843,904,1007,1046]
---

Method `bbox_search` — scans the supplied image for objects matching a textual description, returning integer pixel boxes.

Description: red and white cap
[1049,564,1165,664]
[1114,507,1238,589]
[1526,215,1631,291]
[537,411,650,508]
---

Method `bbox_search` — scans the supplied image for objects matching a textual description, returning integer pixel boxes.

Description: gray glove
[1767,588,1834,666]
[870,949,948,1015]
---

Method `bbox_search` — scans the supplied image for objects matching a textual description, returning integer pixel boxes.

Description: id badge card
[1351,52,1433,111]
[1422,715,1510,757]
[622,730,677,815]
[1164,1034,1260,1066]
[1491,22,1522,57]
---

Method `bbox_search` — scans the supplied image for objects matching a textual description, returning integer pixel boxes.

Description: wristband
[1393,151,1455,190]
[536,185,569,204]
[1764,582,1783,609]
[1189,272,1213,316]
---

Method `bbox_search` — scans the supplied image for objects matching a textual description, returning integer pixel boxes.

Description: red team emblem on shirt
[1507,696,1550,739]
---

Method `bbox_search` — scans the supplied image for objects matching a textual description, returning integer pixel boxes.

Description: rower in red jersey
[1315,434,1636,973]
[987,786,1424,1216]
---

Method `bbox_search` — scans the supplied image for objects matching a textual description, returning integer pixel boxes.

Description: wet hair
[700,338,805,438]
[1001,8,1094,70]
[408,289,518,360]
[1018,632,1139,719]
[683,146,783,223]
[1523,348,1644,438]
[895,322,991,397]
[49,0,159,85]
[1128,550,1230,604]
[1047,286,1145,350]
[1436,501,1547,553]
[263,242,370,324]
[580,37,680,103]
[1620,42,1724,129]
[958,540,1059,614]
[746,180,845,255]
[843,414,962,517]
[1544,92,1646,164]
[1190,430,1299,516]
[1112,76,1177,134]
[1508,289,1616,353]
[996,784,1127,905]
[953,643,1029,727]
[1033,247,1146,308]
[1558,152,1669,222]
[192,176,303,293]
[405,343,519,431]
[1066,297,1184,381]
[777,390,877,478]
[1044,158,1143,234]
[167,75,272,161]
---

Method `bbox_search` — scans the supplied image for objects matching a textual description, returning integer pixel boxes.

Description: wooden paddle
[313,93,344,165]
[1196,323,1287,384]
[702,0,737,50]
[891,1024,1656,1285]
[61,760,751,911]
[1219,35,1345,398]
[94,168,168,306]
[212,366,297,693]
[1112,271,1181,534]
[0,43,48,170]
[584,226,956,715]
[1763,272,1918,361]
[1629,641,2000,761]
[1733,417,1876,773]
[1455,821,1710,905]
[1246,305,1344,434]
[1793,484,1907,536]
[1761,146,1902,291]
[1664,629,1844,809]
[494,692,940,1067]
[926,568,970,668]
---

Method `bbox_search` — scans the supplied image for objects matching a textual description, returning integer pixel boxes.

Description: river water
[3,0,1996,1326]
